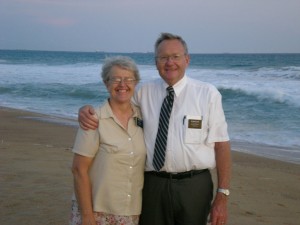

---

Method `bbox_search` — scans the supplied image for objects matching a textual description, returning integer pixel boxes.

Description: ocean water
[1,50,300,164]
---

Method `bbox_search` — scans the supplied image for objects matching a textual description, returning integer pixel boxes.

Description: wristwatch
[217,188,230,196]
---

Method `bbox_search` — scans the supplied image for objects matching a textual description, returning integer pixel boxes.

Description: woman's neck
[108,99,133,129]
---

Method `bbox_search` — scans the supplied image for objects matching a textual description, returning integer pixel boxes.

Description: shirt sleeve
[207,91,230,143]
[72,128,100,157]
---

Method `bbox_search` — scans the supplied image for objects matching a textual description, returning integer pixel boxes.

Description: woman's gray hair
[154,32,189,57]
[101,56,140,83]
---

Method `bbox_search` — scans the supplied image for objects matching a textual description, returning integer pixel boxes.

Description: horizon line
[1,49,300,55]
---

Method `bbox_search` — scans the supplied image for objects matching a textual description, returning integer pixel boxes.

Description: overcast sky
[1,0,300,53]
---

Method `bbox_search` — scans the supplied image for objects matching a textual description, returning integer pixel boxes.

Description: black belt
[145,169,208,180]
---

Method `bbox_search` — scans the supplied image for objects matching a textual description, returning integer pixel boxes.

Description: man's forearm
[215,141,231,189]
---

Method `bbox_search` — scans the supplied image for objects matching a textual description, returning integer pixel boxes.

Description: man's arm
[210,141,231,225]
[78,105,99,130]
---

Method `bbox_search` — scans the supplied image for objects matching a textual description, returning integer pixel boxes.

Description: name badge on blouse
[134,117,143,128]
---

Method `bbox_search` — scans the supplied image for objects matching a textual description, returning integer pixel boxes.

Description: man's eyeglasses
[109,77,137,84]
[156,54,185,63]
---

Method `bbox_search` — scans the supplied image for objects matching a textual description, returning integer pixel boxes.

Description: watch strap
[217,188,230,196]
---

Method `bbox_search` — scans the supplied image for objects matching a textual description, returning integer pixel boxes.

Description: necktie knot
[167,86,174,96]
[166,86,174,106]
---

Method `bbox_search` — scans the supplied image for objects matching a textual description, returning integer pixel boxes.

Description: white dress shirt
[133,75,229,172]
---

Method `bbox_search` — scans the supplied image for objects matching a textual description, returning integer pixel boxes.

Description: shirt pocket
[100,143,119,154]
[183,115,203,144]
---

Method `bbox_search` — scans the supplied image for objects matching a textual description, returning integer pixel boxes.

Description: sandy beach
[0,107,299,225]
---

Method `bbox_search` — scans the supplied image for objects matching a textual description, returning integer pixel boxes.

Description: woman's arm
[72,153,96,225]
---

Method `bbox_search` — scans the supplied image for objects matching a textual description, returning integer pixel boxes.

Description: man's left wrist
[217,188,230,196]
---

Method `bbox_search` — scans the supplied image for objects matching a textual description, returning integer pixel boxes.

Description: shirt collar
[100,99,139,119]
[162,75,187,97]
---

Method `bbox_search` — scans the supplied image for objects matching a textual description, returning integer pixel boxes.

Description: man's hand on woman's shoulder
[78,105,99,130]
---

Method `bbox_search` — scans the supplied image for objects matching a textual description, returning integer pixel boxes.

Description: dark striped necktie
[153,86,175,171]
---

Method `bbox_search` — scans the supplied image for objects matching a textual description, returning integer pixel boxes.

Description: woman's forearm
[72,154,95,224]
[73,171,94,217]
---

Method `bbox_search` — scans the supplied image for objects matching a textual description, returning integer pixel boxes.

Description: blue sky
[1,0,300,53]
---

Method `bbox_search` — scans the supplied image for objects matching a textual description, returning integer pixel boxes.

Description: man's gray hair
[154,32,189,56]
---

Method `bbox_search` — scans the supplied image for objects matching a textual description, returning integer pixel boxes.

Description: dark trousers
[139,170,213,225]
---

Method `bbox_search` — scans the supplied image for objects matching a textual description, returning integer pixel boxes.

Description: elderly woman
[70,56,146,225]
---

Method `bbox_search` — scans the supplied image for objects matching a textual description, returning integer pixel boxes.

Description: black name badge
[188,119,202,129]
[135,117,143,128]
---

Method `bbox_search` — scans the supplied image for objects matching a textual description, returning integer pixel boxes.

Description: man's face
[155,39,190,86]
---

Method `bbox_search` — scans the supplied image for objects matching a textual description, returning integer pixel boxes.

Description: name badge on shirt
[134,117,143,128]
[188,119,202,129]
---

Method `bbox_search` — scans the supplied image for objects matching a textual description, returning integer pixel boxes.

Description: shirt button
[128,194,131,198]
[129,166,133,169]
[128,138,132,141]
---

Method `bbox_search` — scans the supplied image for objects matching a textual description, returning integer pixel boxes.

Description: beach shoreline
[1,106,300,225]
[3,106,299,166]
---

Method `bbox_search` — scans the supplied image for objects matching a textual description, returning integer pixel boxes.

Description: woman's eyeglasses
[109,77,137,84]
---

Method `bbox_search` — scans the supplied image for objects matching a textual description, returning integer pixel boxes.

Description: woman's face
[105,66,137,104]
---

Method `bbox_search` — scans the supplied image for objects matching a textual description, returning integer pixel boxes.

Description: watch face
[218,188,230,196]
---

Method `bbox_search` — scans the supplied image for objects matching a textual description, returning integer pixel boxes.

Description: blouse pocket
[183,115,203,144]
[100,143,119,154]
